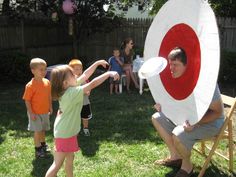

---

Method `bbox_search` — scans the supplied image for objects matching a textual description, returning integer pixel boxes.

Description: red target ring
[159,23,201,100]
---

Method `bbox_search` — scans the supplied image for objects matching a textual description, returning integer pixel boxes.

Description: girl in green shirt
[45,60,119,177]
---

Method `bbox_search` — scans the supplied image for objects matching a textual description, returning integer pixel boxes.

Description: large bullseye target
[144,0,220,125]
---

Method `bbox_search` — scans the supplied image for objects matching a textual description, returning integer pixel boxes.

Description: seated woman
[120,37,139,92]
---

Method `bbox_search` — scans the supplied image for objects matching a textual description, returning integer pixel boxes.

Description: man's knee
[151,116,158,126]
[152,116,164,134]
[173,134,181,146]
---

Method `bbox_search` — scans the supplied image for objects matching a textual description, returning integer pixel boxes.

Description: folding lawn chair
[193,94,236,177]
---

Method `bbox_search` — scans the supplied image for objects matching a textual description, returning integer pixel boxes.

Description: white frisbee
[138,57,167,79]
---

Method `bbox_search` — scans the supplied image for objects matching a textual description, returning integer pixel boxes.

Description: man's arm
[184,99,223,132]
[197,99,223,125]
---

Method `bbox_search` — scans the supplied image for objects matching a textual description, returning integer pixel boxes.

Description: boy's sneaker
[83,129,90,136]
[35,149,45,158]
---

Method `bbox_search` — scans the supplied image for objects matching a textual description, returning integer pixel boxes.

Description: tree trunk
[2,0,10,14]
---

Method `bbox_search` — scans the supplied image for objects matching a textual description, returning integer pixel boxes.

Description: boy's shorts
[81,104,92,120]
[152,112,222,151]
[54,135,80,152]
[27,113,50,131]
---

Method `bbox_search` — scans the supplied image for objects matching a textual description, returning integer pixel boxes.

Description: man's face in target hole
[169,58,186,78]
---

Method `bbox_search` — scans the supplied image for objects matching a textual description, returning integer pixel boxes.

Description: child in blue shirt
[108,48,124,94]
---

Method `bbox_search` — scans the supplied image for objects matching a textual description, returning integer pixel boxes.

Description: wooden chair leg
[198,121,229,177]
[228,120,233,171]
[201,142,205,155]
[198,141,219,177]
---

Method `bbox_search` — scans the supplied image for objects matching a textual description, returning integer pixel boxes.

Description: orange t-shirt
[22,78,51,114]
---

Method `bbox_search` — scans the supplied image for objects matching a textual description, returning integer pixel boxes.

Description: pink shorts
[54,135,80,152]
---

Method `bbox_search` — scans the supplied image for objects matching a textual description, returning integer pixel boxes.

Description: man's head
[168,47,187,78]
[30,58,47,79]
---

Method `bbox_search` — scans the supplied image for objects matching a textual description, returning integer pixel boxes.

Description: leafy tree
[1,0,234,57]
[209,0,236,17]
[146,0,236,17]
[0,0,123,57]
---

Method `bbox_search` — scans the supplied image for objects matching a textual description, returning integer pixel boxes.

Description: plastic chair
[194,94,236,177]
[119,73,126,93]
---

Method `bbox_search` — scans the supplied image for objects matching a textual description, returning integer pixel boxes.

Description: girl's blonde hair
[68,59,83,68]
[50,65,74,100]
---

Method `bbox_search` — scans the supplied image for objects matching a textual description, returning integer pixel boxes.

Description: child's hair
[113,47,120,51]
[68,59,83,68]
[50,65,74,100]
[113,48,120,53]
[30,58,47,69]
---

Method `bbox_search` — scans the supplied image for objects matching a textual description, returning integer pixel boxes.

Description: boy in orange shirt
[22,58,53,158]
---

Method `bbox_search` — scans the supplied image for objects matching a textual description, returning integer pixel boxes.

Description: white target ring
[144,0,220,125]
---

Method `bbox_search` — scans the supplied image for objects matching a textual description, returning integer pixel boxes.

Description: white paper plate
[138,57,167,79]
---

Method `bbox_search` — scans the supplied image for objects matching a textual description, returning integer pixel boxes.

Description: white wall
[115,5,154,19]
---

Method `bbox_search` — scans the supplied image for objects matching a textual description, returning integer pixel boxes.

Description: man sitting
[152,47,224,177]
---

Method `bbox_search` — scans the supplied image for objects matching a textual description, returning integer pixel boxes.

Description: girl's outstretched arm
[79,60,108,82]
[82,71,119,93]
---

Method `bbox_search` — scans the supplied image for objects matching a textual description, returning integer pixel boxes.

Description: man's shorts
[152,112,222,151]
[81,104,92,120]
[27,113,50,132]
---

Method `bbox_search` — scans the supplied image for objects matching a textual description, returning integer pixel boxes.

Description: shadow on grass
[195,163,232,177]
[164,167,179,177]
[164,164,232,177]
[1,83,233,176]
[79,135,99,157]
[0,103,29,144]
[0,127,6,144]
[77,84,164,157]
[31,153,54,177]
[0,97,57,145]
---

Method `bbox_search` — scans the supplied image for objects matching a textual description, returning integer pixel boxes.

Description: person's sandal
[154,158,182,168]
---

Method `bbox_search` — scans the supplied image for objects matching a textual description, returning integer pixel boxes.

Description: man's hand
[183,120,195,132]
[154,103,161,112]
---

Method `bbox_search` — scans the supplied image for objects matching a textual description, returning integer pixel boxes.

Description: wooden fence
[0,16,235,65]
[217,17,236,52]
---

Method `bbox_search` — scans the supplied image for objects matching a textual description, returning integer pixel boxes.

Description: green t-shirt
[54,84,84,138]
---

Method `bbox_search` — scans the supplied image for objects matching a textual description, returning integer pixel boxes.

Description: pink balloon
[62,0,77,15]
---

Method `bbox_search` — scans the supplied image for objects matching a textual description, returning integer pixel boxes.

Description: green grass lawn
[0,82,235,177]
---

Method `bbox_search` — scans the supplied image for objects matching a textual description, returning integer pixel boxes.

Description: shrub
[219,50,236,84]
[0,52,31,83]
